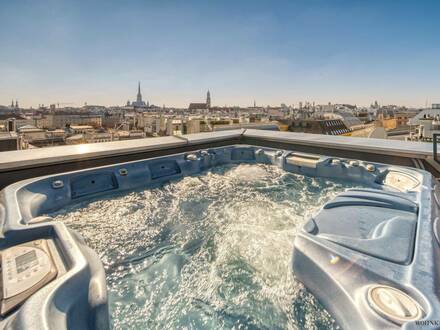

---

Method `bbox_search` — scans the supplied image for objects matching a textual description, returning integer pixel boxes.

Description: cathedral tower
[206,90,211,108]
[136,82,143,103]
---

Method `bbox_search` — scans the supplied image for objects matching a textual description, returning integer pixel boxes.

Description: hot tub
[0,145,438,329]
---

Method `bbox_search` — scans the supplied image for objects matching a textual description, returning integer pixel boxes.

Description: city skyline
[1,0,440,108]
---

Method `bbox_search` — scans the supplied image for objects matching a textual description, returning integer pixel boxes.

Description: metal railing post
[433,133,440,163]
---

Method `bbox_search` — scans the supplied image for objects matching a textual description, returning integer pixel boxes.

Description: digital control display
[0,240,60,316]
[15,250,38,273]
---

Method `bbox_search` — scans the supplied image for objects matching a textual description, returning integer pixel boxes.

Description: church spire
[206,90,211,108]
[136,82,142,103]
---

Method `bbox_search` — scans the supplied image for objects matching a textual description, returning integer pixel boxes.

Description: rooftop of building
[0,132,18,140]
[70,125,94,129]
[0,113,26,120]
[188,103,208,110]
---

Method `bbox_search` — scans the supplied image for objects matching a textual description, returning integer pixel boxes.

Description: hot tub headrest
[304,189,418,265]
[323,189,418,213]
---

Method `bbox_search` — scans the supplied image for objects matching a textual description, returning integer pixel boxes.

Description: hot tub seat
[304,189,418,264]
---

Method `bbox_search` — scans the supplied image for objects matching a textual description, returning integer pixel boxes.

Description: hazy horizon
[1,0,439,108]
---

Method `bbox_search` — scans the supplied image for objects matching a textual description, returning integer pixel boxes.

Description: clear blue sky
[1,0,439,108]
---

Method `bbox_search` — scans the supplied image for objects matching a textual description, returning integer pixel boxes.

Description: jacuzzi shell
[0,145,438,329]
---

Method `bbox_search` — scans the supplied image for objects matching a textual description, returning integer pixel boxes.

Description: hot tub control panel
[0,239,59,316]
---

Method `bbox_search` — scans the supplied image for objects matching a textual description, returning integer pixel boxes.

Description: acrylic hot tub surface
[50,163,364,329]
[3,145,438,330]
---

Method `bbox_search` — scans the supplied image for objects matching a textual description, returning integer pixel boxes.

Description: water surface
[51,164,361,329]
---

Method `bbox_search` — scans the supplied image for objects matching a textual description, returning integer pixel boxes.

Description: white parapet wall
[0,129,437,189]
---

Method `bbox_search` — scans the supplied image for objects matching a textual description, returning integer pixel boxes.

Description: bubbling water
[51,164,361,329]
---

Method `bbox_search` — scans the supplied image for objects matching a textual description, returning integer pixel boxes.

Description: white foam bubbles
[51,164,360,330]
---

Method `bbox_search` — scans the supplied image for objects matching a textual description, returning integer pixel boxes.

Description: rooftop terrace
[1,129,439,189]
